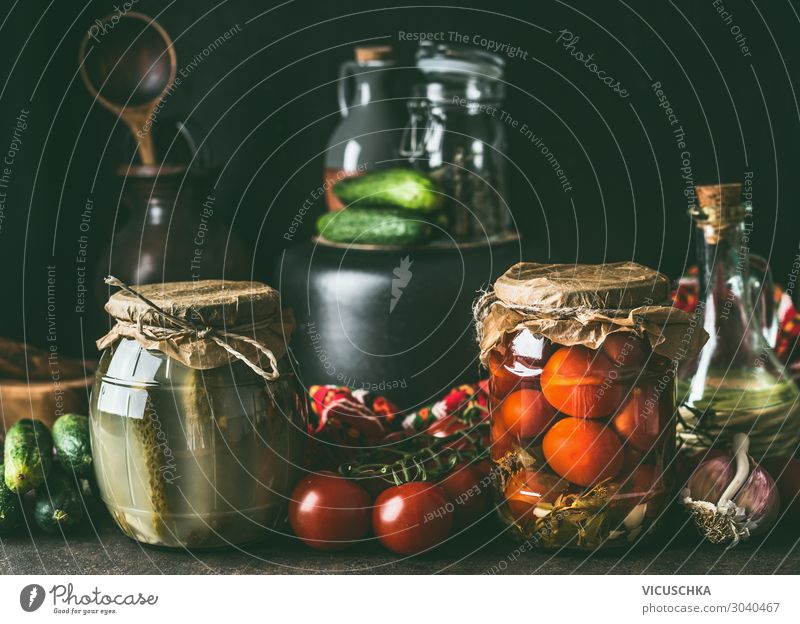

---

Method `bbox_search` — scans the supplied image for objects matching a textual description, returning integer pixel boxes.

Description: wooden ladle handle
[121,107,157,165]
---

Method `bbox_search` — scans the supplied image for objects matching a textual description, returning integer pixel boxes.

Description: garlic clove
[623,503,647,530]
[533,506,552,519]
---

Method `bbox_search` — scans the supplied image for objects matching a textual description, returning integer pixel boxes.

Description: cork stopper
[355,45,393,64]
[692,182,748,242]
[696,183,743,209]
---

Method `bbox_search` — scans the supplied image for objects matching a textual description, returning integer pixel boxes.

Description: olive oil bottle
[678,183,800,458]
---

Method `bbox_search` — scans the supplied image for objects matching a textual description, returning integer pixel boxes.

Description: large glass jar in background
[476,262,706,551]
[91,280,306,549]
[678,183,800,458]
[401,42,509,240]
[324,46,405,210]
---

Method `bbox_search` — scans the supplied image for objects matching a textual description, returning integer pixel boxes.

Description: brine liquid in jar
[489,328,676,550]
[91,339,306,549]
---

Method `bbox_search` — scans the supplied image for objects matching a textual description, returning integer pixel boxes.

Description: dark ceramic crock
[273,236,525,410]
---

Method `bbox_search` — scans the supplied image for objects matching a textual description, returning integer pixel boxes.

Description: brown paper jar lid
[493,261,673,311]
[98,278,294,380]
[104,279,282,327]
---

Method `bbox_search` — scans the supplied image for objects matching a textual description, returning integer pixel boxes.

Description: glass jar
[476,262,706,551]
[91,278,306,549]
[401,42,509,240]
[324,45,405,210]
[489,329,675,550]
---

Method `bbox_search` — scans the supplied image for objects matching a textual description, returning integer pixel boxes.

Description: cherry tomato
[620,447,644,476]
[496,389,558,441]
[438,462,493,529]
[602,333,647,368]
[426,415,468,450]
[540,346,622,418]
[761,457,800,522]
[427,415,464,437]
[489,349,521,400]
[620,463,656,495]
[503,469,566,522]
[542,418,624,486]
[427,415,488,451]
[618,463,665,517]
[372,482,453,555]
[289,471,372,551]
[490,331,553,400]
[612,384,661,451]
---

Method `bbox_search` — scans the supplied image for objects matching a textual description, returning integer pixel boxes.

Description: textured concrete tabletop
[2,500,798,575]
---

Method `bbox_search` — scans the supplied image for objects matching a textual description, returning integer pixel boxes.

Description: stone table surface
[2,502,798,575]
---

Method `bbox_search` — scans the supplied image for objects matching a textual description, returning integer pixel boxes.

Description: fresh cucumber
[4,419,52,493]
[333,169,443,212]
[33,469,85,533]
[317,208,435,246]
[52,413,92,478]
[0,463,23,534]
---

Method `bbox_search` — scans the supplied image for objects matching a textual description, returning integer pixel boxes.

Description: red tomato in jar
[496,389,558,440]
[372,482,453,555]
[503,469,567,522]
[542,418,624,486]
[289,471,372,551]
[620,447,644,476]
[602,333,647,368]
[540,346,622,418]
[488,348,517,397]
[438,462,493,529]
[490,418,515,460]
[612,384,662,452]
[621,463,656,495]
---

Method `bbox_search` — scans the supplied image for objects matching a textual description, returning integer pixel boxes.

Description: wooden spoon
[79,12,176,165]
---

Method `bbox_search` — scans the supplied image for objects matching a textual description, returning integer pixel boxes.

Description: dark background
[1,0,798,357]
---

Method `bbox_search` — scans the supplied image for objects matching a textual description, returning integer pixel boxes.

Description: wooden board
[0,376,91,431]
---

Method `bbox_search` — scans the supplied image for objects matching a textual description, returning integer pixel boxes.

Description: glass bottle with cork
[678,183,800,459]
[323,45,404,210]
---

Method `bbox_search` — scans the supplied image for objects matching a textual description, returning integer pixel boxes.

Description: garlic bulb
[682,433,780,546]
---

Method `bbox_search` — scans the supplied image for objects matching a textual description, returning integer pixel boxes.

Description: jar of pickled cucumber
[91,278,306,549]
[475,262,707,551]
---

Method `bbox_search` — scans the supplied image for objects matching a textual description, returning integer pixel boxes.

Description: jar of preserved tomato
[475,262,707,550]
[92,277,306,549]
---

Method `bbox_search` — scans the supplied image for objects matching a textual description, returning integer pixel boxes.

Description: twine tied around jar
[471,290,656,347]
[98,276,292,381]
